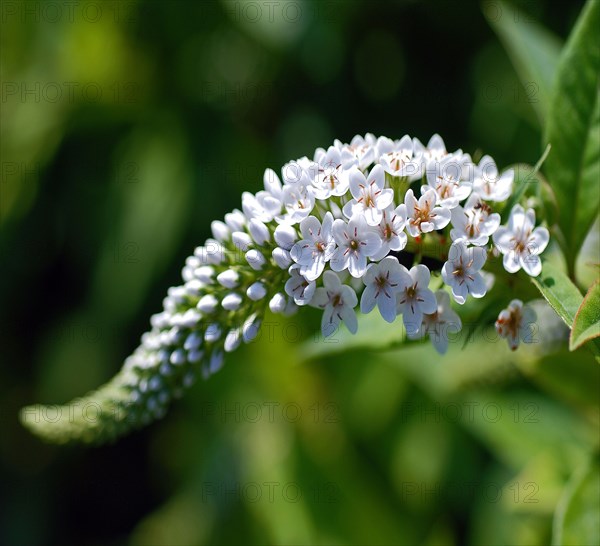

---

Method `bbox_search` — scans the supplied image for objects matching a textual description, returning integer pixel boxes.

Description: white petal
[521,254,542,277]
[360,284,378,314]
[503,252,522,273]
[470,246,487,271]
[348,168,367,200]
[418,288,437,314]
[411,264,431,289]
[322,270,342,291]
[403,305,422,335]
[361,232,383,257]
[529,227,550,254]
[339,305,358,334]
[469,273,487,298]
[378,291,398,323]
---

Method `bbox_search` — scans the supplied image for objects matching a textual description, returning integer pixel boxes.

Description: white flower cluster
[113,134,552,424]
[22,133,552,444]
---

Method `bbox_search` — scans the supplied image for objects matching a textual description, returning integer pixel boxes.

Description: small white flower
[310,271,358,336]
[361,257,408,323]
[280,183,315,224]
[330,216,382,277]
[396,264,437,334]
[407,290,462,354]
[311,145,350,199]
[281,157,313,185]
[337,133,376,170]
[342,164,394,226]
[413,134,452,170]
[405,188,451,237]
[473,155,513,202]
[290,212,336,281]
[285,266,316,305]
[450,192,501,246]
[378,135,420,179]
[242,190,281,223]
[371,204,408,261]
[423,154,472,209]
[495,299,536,350]
[442,241,488,304]
[492,205,549,276]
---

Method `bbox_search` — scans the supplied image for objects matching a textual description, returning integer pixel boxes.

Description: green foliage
[570,280,600,351]
[543,0,600,277]
[552,457,600,546]
[531,261,584,328]
[484,0,562,123]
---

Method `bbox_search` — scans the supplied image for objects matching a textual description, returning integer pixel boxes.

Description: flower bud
[217,269,239,288]
[247,282,267,301]
[274,224,298,250]
[272,247,292,269]
[232,231,253,252]
[211,220,230,242]
[222,293,243,311]
[269,293,287,313]
[246,249,266,270]
[224,329,242,352]
[249,218,270,245]
[224,209,246,231]
[197,294,218,313]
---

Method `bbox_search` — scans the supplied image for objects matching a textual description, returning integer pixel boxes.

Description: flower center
[411,203,432,227]
[375,276,388,289]
[349,239,359,251]
[332,294,343,307]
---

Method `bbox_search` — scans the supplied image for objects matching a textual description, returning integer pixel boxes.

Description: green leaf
[531,261,583,328]
[570,280,600,351]
[544,0,600,276]
[552,457,600,546]
[484,0,562,123]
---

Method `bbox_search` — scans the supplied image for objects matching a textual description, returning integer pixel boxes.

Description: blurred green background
[1,1,598,545]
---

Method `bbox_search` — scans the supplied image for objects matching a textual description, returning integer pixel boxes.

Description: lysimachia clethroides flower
[21,133,551,444]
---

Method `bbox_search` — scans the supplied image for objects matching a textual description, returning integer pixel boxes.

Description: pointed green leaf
[570,279,600,351]
[484,0,562,122]
[531,261,583,328]
[544,0,600,275]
